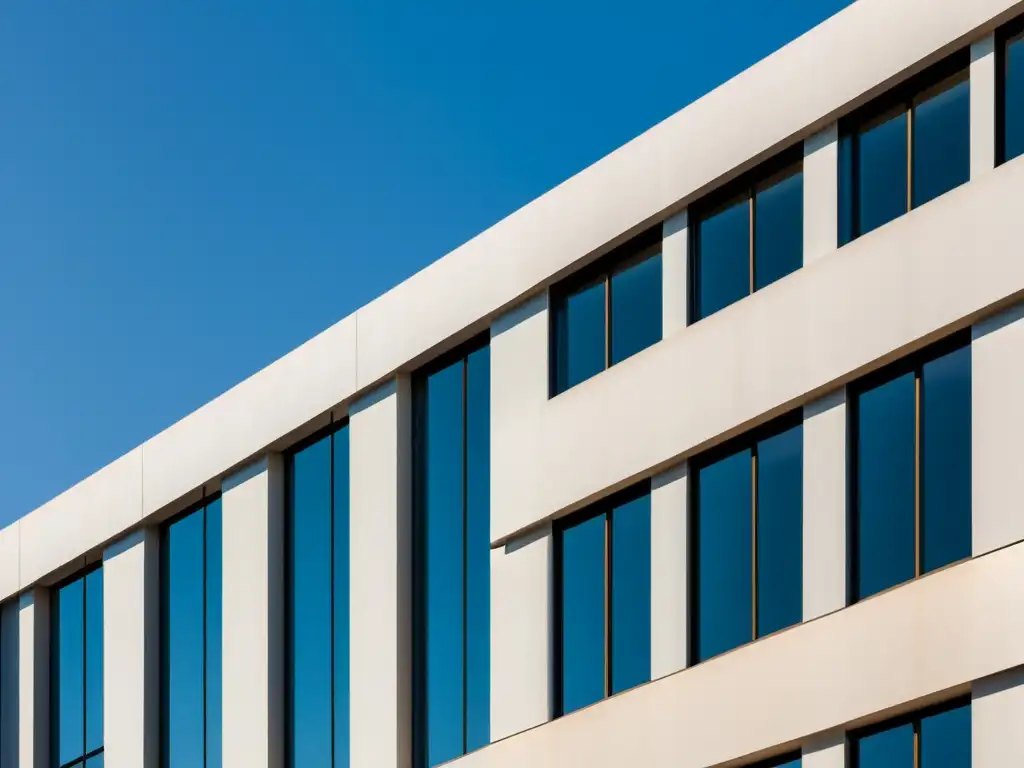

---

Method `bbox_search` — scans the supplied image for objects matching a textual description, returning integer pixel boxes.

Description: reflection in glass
[610,254,662,366]
[856,372,916,600]
[921,345,971,574]
[920,703,971,768]
[756,424,803,638]
[560,513,606,715]
[754,171,804,291]
[553,280,606,393]
[696,198,750,320]
[610,494,651,696]
[1005,31,1024,163]
[696,449,752,662]
[856,722,914,768]
[56,577,85,766]
[858,111,908,237]
[913,76,970,208]
[85,569,104,756]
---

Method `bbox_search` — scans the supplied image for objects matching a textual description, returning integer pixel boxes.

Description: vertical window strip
[460,358,469,756]
[851,698,970,768]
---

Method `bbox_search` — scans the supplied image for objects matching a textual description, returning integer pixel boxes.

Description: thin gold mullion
[748,192,756,295]
[751,449,758,641]
[915,372,922,577]
[913,719,921,768]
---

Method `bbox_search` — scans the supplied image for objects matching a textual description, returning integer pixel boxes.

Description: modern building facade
[1,0,1024,766]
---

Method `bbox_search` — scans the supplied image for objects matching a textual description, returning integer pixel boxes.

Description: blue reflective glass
[696,449,752,662]
[856,722,914,768]
[920,703,971,768]
[610,254,661,366]
[610,494,650,695]
[1005,32,1024,163]
[921,345,971,574]
[839,132,856,246]
[857,111,908,237]
[290,435,334,768]
[86,755,104,768]
[165,510,205,768]
[554,280,606,393]
[205,500,222,768]
[773,761,801,768]
[56,577,85,766]
[333,427,351,768]
[465,346,490,753]
[696,198,749,320]
[756,425,803,638]
[85,569,103,756]
[560,513,606,715]
[754,171,803,291]
[423,360,466,766]
[856,372,916,600]
[913,75,970,208]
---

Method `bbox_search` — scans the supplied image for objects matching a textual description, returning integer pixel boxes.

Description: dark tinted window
[696,198,749,320]
[553,280,605,393]
[912,74,970,207]
[754,170,803,291]
[610,254,662,366]
[919,702,971,768]
[609,494,651,695]
[852,701,970,768]
[858,111,908,237]
[1003,27,1024,163]
[560,512,606,715]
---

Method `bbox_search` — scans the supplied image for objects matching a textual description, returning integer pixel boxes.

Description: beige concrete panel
[490,527,552,742]
[973,666,1024,767]
[349,379,412,768]
[103,529,160,768]
[804,124,839,265]
[662,211,689,339]
[803,729,847,768]
[492,155,1024,542]
[19,589,48,768]
[803,390,848,622]
[0,523,20,602]
[490,295,549,544]
[650,463,688,680]
[972,303,1024,557]
[19,449,142,589]
[971,34,997,179]
[354,0,1021,392]
[142,314,356,518]
[448,542,1024,768]
[221,456,285,768]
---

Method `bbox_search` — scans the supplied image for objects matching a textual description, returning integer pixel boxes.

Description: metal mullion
[748,191,756,295]
[914,718,921,768]
[604,274,611,370]
[751,449,758,641]
[915,371,922,577]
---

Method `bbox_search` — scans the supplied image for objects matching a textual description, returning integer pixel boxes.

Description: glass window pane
[85,569,104,755]
[610,494,651,696]
[754,171,803,291]
[1005,33,1024,163]
[920,703,971,768]
[465,346,491,753]
[921,345,971,574]
[696,198,750,320]
[423,361,466,766]
[560,513,606,715]
[205,500,223,768]
[333,426,351,768]
[554,280,606,393]
[856,372,916,600]
[165,510,205,768]
[756,424,803,638]
[57,577,85,766]
[86,754,105,768]
[289,436,334,768]
[858,111,908,237]
[856,722,914,768]
[913,75,970,208]
[696,448,752,662]
[839,132,856,246]
[610,254,662,365]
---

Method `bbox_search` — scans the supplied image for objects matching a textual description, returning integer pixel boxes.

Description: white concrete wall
[804,124,839,265]
[803,729,847,768]
[103,529,160,768]
[0,599,19,768]
[972,303,1024,557]
[973,666,1024,767]
[803,390,848,622]
[451,541,1024,768]
[971,34,997,178]
[662,211,689,337]
[350,379,412,768]
[221,456,285,768]
[490,295,549,544]
[650,463,688,680]
[490,527,552,742]
[18,589,48,768]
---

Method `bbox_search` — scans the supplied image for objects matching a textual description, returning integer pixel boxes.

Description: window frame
[996,15,1024,166]
[849,695,971,768]
[549,226,662,397]
[688,410,803,666]
[411,333,491,768]
[50,562,104,768]
[839,49,970,243]
[551,480,652,718]
[688,146,803,324]
[848,330,972,604]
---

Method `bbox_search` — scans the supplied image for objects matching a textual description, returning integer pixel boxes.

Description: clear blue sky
[0,1,853,527]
